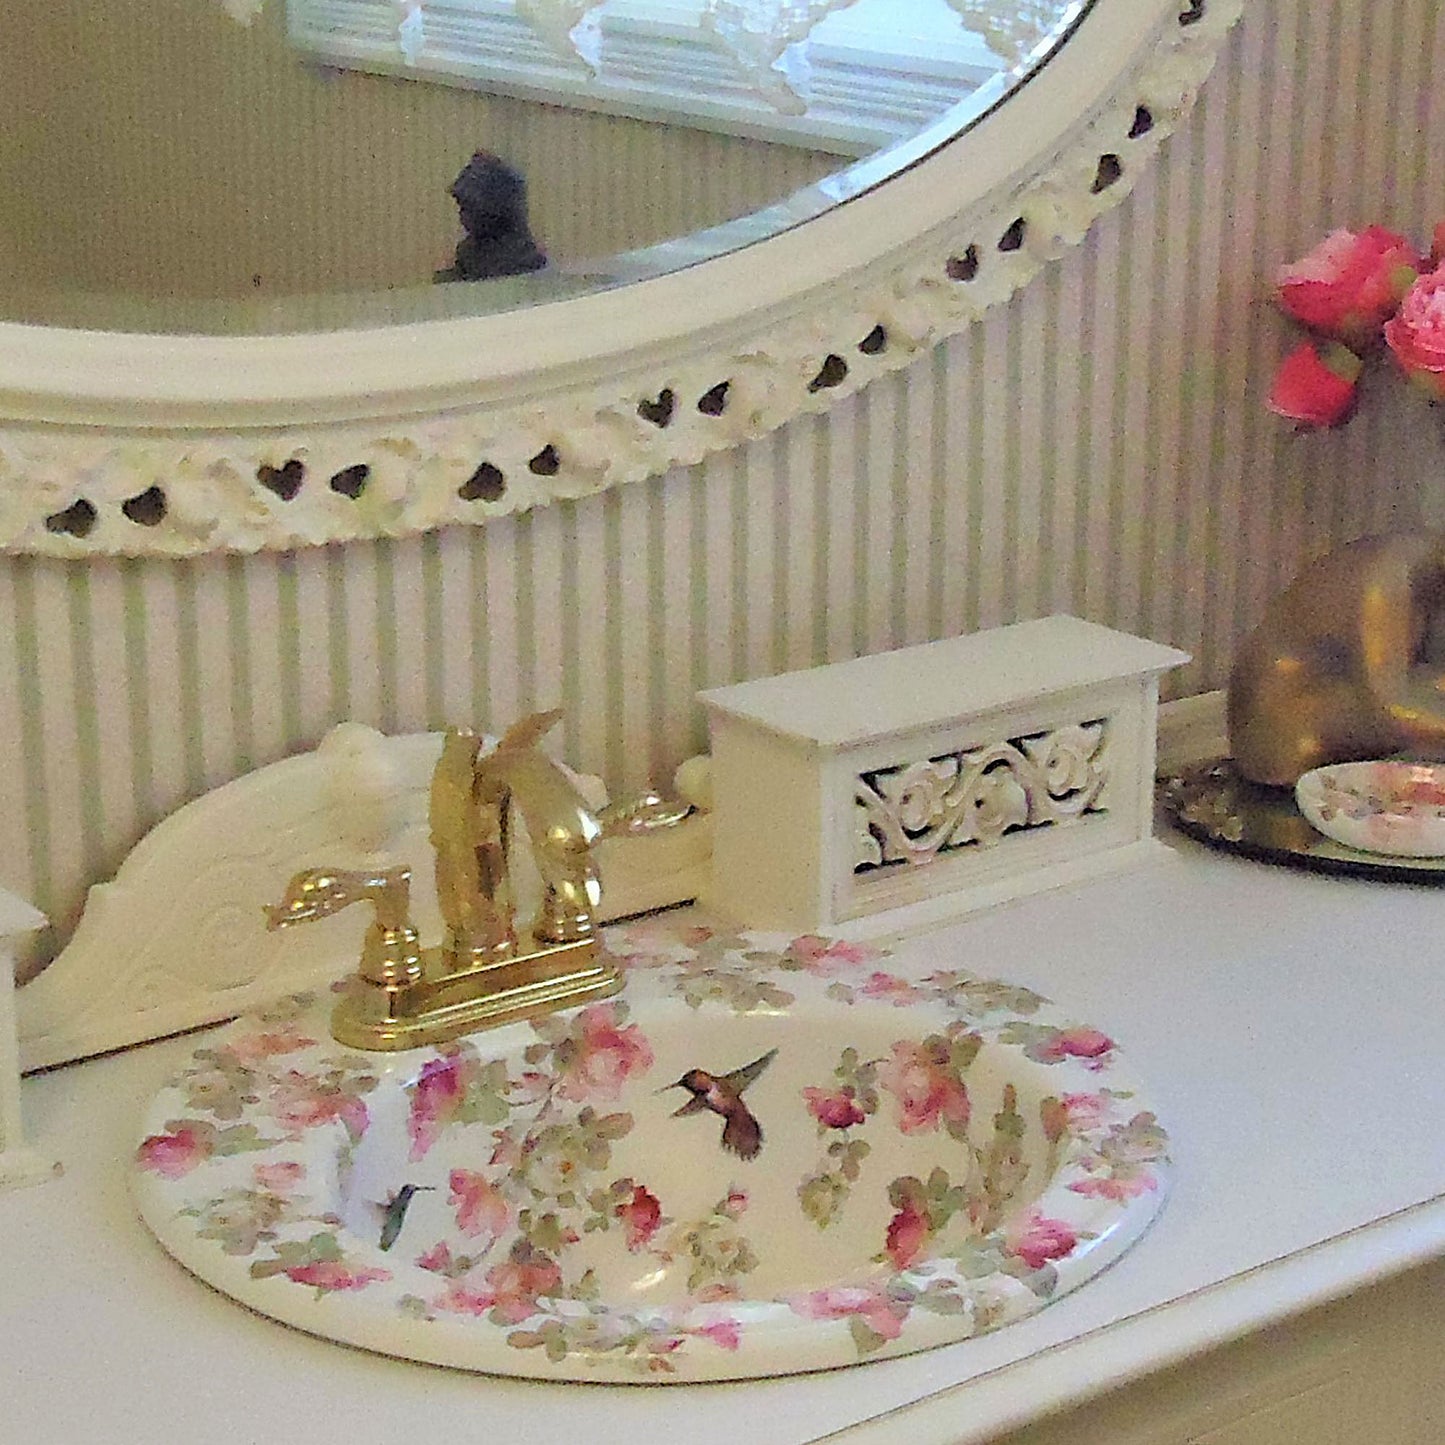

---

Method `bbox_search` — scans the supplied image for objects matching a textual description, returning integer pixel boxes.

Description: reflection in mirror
[0,0,1084,334]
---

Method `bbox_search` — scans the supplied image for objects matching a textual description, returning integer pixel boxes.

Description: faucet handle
[266,866,424,995]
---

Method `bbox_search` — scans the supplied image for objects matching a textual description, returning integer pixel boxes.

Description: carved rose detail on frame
[854,721,1108,872]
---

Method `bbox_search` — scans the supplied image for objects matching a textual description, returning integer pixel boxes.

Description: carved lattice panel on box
[700,616,1188,937]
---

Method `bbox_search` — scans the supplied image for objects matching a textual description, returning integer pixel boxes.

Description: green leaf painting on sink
[133,925,1172,1383]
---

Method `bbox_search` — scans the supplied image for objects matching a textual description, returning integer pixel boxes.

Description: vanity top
[7,829,1445,1444]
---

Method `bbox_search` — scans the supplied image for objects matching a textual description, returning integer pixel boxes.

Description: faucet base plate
[330,937,621,1051]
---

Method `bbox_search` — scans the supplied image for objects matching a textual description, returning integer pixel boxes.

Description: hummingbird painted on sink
[376,1184,435,1252]
[667,1048,778,1161]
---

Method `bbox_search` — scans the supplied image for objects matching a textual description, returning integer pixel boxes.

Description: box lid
[698,615,1189,749]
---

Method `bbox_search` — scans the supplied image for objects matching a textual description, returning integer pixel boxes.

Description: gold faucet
[266,711,621,1050]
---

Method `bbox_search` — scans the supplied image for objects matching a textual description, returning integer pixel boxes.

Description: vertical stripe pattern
[4,0,1443,962]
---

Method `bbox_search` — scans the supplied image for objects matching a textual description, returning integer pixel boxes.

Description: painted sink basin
[133,925,1170,1382]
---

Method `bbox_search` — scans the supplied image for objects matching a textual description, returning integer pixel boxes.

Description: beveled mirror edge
[0,0,1242,558]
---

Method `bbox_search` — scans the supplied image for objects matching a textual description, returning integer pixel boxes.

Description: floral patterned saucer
[1295,761,1445,858]
[133,926,1170,1382]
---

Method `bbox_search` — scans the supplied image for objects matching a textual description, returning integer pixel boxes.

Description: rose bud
[1266,341,1363,428]
[1385,265,1445,401]
[1275,226,1421,349]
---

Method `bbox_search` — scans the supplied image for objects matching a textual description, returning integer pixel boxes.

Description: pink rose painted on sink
[1069,1172,1157,1202]
[227,1028,318,1064]
[877,1039,970,1135]
[804,1086,867,1130]
[616,1183,664,1251]
[269,1069,370,1140]
[1003,1210,1079,1270]
[416,1241,456,1274]
[407,1054,470,1161]
[1038,1027,1116,1067]
[252,1161,305,1194]
[783,935,881,977]
[136,1124,213,1179]
[883,1196,932,1269]
[1057,1091,1111,1132]
[554,1003,654,1103]
[688,1318,742,1351]
[856,972,927,1007]
[436,1243,564,1324]
[284,1259,392,1293]
[449,1169,511,1243]
[788,1285,905,1342]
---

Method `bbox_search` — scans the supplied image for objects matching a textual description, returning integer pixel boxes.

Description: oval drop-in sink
[133,926,1170,1381]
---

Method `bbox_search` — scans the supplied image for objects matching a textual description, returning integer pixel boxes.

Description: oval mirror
[0,0,1240,557]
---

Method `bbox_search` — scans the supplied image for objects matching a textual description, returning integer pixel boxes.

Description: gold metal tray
[1159,758,1445,883]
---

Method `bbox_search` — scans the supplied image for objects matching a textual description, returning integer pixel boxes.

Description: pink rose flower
[804,1085,867,1130]
[719,1189,748,1220]
[227,1028,317,1063]
[488,1128,523,1170]
[1004,1210,1078,1270]
[416,1241,455,1273]
[407,1054,468,1161]
[284,1260,391,1292]
[877,1040,970,1135]
[136,1125,212,1179]
[252,1161,305,1193]
[883,1197,932,1270]
[448,1169,511,1242]
[616,1183,664,1251]
[1276,225,1421,347]
[1058,1092,1110,1132]
[269,1071,369,1139]
[689,1318,742,1351]
[786,935,879,976]
[1039,1027,1116,1066]
[481,1247,564,1324]
[788,1285,905,1341]
[1069,1172,1157,1202]
[1386,264,1445,400]
[1266,341,1362,428]
[556,1004,654,1102]
[857,971,926,1006]
[434,1282,494,1316]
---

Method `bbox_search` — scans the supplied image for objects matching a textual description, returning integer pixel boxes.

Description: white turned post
[0,889,55,1190]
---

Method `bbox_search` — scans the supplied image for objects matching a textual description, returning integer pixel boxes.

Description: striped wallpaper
[5,0,1445,971]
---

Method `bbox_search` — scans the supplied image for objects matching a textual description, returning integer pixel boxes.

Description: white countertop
[7,829,1445,1445]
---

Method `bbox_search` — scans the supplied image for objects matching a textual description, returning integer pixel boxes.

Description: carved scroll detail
[854,721,1108,872]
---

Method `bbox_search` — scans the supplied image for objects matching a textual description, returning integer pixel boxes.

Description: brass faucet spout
[475,737,603,946]
[267,712,621,1050]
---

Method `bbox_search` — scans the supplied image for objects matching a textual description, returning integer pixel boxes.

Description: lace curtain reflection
[216,2,857,99]
[216,1,1075,118]
[944,0,1075,65]
[220,0,424,62]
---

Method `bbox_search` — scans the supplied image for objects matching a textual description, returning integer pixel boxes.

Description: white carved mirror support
[0,0,1241,558]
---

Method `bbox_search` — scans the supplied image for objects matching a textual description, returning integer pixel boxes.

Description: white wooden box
[699,616,1188,936]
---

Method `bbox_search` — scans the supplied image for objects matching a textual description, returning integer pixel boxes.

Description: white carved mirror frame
[0,0,1241,560]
